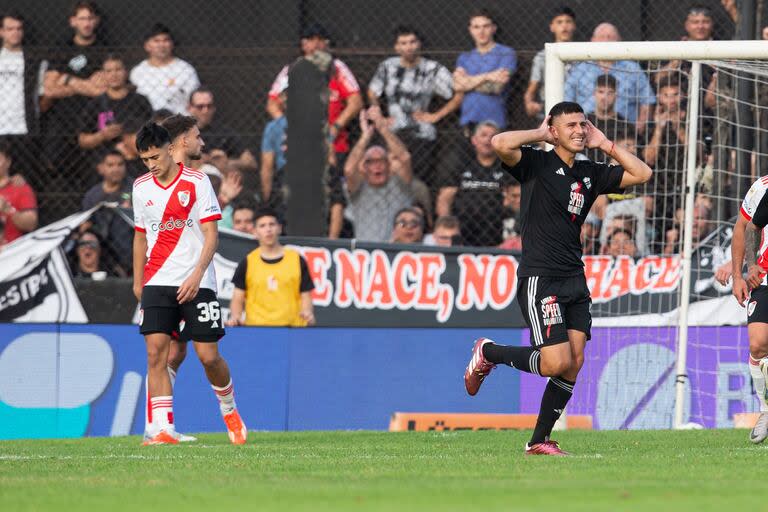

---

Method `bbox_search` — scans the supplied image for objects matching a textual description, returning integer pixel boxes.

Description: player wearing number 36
[132,122,247,446]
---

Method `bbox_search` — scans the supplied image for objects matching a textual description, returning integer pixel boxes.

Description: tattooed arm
[744,222,763,289]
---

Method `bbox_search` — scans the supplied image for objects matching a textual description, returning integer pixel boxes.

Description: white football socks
[145,367,177,436]
[212,379,236,416]
[749,355,768,413]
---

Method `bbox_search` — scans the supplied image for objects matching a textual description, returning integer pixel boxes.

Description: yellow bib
[244,248,306,326]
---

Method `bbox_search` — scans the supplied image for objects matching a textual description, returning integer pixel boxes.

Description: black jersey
[504,146,624,277]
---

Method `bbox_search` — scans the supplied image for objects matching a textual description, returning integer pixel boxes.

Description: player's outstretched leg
[194,342,247,445]
[749,355,768,443]
[464,338,542,395]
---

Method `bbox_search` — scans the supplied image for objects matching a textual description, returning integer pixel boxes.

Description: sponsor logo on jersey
[583,177,592,190]
[177,190,191,207]
[541,300,563,327]
[145,199,154,207]
[267,275,278,291]
[568,181,585,218]
[749,300,757,316]
[556,168,565,176]
[150,217,194,232]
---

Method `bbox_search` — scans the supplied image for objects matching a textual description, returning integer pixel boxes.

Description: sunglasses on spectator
[78,240,100,249]
[191,103,214,109]
[395,219,422,229]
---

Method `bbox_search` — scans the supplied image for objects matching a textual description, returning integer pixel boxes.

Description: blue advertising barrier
[0,325,521,439]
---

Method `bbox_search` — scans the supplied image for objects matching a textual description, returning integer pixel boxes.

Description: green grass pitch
[1,429,765,511]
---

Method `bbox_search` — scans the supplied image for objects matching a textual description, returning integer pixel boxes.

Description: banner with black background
[0,206,744,327]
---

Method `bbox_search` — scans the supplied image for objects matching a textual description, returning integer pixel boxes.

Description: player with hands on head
[464,101,652,455]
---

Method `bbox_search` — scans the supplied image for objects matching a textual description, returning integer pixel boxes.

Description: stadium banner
[519,326,755,430]
[0,325,521,439]
[0,206,741,327]
[0,323,755,437]
[0,209,94,323]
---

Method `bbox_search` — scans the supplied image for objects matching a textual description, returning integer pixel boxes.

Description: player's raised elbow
[491,133,510,156]
[638,163,653,184]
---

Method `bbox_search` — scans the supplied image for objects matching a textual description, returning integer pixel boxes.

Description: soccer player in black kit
[464,102,652,455]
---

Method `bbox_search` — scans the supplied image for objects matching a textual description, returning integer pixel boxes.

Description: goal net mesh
[520,58,763,429]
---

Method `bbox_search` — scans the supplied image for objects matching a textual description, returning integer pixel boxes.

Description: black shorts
[517,274,592,347]
[139,286,225,342]
[748,286,768,324]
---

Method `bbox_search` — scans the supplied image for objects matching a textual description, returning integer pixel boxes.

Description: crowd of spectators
[0,1,751,277]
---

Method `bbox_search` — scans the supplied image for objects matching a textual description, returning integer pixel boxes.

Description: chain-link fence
[0,0,758,276]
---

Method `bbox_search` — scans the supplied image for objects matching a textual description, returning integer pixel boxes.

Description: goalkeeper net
[519,42,768,430]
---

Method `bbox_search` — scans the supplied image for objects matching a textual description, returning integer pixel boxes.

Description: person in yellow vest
[226,207,316,326]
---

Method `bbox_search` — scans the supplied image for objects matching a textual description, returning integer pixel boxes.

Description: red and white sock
[145,367,177,436]
[749,355,768,412]
[150,395,175,432]
[211,379,236,416]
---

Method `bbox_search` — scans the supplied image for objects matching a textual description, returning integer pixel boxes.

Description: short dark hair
[552,5,576,20]
[658,75,681,91]
[102,53,125,66]
[152,109,174,124]
[434,215,460,230]
[160,114,197,140]
[614,125,637,142]
[595,74,617,90]
[70,1,98,18]
[144,22,174,43]
[232,200,257,215]
[607,228,635,244]
[2,11,24,26]
[687,5,712,18]
[393,25,421,44]
[0,139,12,158]
[300,22,329,40]
[254,206,280,224]
[189,86,214,105]
[547,101,584,124]
[97,148,125,163]
[135,122,171,152]
[393,207,424,228]
[469,8,496,24]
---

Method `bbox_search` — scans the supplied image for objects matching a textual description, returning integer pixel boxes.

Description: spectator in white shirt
[129,23,200,114]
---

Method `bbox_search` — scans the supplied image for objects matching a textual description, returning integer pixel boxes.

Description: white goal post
[544,40,768,430]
